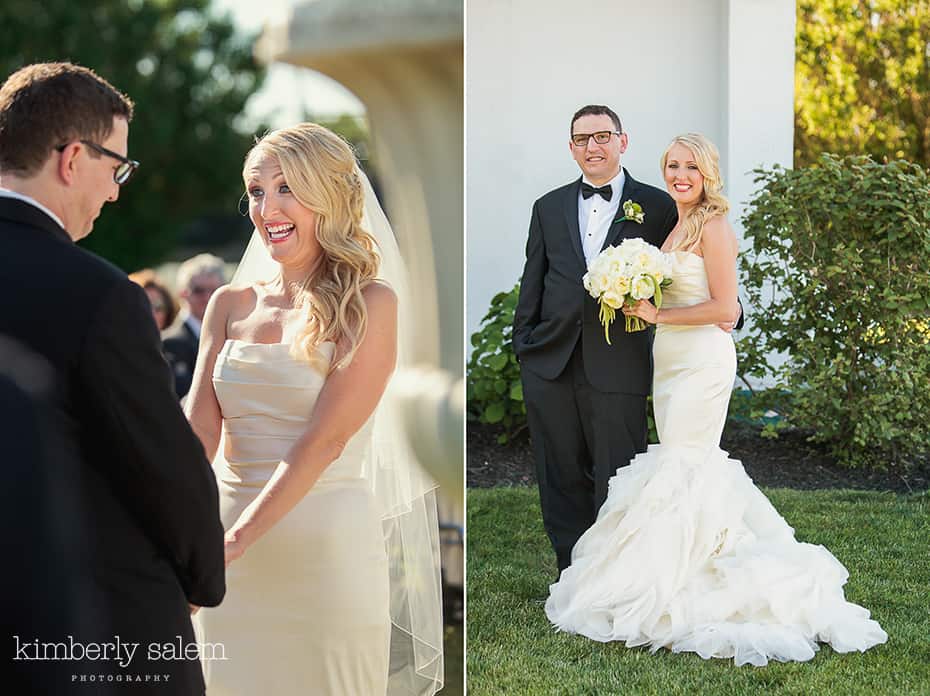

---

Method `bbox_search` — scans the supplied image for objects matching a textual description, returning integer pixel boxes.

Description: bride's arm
[184,286,235,462]
[625,215,740,326]
[224,283,398,564]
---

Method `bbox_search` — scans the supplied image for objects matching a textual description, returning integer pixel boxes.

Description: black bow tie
[581,182,613,201]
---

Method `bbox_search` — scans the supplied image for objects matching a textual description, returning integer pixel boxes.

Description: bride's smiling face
[245,153,322,271]
[664,143,705,206]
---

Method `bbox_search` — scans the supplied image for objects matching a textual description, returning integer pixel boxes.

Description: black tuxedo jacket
[0,341,99,692]
[0,197,225,693]
[513,170,677,394]
[163,319,199,399]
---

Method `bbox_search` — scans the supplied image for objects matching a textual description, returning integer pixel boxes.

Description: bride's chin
[274,252,321,277]
[265,240,294,259]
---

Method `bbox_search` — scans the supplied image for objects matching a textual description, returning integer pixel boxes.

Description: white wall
[725,0,797,242]
[466,0,795,343]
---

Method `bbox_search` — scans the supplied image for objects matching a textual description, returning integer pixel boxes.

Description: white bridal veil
[232,170,444,695]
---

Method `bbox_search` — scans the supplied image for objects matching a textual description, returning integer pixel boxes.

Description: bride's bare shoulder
[362,280,398,308]
[205,282,262,323]
[702,213,735,237]
[701,215,738,253]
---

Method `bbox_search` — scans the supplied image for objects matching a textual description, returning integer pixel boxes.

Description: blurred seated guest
[163,253,226,398]
[128,268,178,331]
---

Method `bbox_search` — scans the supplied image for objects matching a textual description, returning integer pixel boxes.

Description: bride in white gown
[545,133,887,666]
[185,124,443,694]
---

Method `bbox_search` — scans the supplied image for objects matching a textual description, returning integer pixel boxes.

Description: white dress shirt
[578,169,625,266]
[0,188,66,231]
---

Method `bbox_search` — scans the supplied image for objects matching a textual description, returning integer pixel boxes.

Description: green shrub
[726,388,792,439]
[467,283,662,445]
[738,154,930,468]
[467,284,525,443]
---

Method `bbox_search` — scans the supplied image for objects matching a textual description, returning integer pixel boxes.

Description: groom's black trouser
[521,341,648,574]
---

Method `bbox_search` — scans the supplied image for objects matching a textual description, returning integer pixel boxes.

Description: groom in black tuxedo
[513,105,678,575]
[0,63,224,693]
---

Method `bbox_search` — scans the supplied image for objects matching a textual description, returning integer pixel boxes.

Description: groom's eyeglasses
[55,140,140,185]
[571,131,621,148]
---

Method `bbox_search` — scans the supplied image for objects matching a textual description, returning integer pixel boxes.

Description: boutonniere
[614,199,645,225]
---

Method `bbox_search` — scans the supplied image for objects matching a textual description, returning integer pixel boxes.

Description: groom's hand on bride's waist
[716,301,743,333]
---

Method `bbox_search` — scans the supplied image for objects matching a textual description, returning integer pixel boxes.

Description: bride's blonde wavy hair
[660,133,729,252]
[243,123,380,372]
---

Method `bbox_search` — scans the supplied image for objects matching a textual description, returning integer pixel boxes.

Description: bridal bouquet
[582,238,673,342]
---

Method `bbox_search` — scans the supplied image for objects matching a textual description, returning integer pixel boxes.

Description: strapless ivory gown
[195,340,390,694]
[545,252,887,666]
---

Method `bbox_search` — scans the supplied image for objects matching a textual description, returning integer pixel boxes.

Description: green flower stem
[651,276,663,308]
[599,302,616,345]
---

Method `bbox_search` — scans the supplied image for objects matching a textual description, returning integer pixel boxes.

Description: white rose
[602,288,624,309]
[596,255,613,274]
[659,253,674,279]
[631,274,655,300]
[582,271,594,294]
[644,259,663,281]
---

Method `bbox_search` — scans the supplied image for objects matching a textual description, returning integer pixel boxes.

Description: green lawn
[467,486,930,695]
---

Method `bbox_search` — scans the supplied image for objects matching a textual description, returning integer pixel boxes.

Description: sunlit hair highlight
[243,123,380,371]
[660,133,729,252]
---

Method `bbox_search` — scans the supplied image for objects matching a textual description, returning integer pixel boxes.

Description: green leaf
[483,402,505,424]
[489,353,508,371]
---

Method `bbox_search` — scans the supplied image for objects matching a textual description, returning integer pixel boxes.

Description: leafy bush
[738,154,930,468]
[467,284,525,443]
[467,283,663,445]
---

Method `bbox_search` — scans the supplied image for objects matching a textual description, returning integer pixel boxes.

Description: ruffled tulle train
[545,444,887,666]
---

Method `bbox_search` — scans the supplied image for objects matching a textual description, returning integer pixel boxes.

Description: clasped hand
[224,529,246,567]
[621,299,658,324]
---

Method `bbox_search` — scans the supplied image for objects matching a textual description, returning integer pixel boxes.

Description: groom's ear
[619,132,629,154]
[56,142,81,187]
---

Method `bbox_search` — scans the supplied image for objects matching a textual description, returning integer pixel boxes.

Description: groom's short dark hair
[0,62,133,177]
[571,105,622,134]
